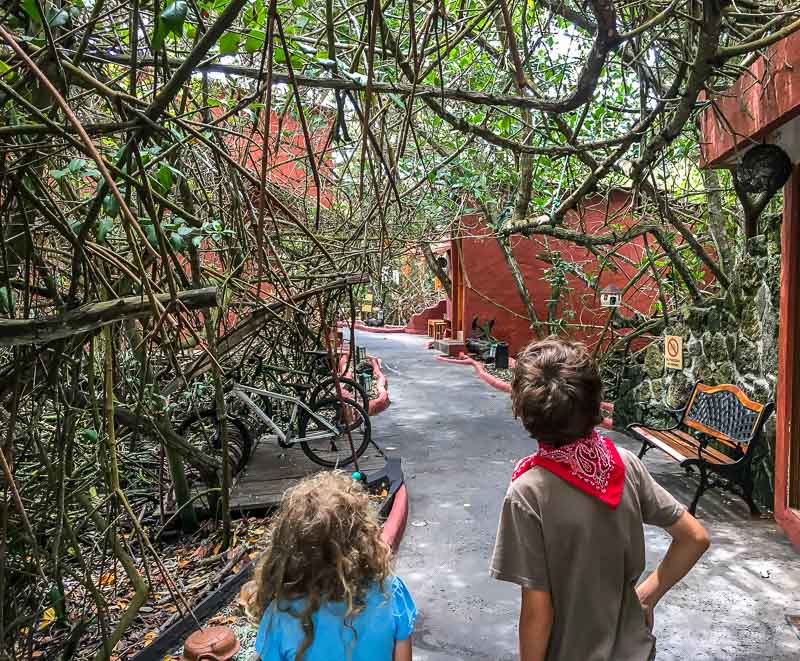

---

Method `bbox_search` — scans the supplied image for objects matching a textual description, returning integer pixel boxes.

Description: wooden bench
[627,383,774,516]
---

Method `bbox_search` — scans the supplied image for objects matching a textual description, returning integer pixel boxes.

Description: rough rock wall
[613,233,780,507]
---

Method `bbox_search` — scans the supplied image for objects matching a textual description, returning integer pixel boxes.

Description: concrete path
[353,330,800,661]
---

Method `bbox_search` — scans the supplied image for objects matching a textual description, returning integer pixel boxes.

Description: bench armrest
[664,405,686,425]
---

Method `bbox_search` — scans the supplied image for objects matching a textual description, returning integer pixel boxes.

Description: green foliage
[0,287,14,314]
[153,0,188,50]
[218,31,241,54]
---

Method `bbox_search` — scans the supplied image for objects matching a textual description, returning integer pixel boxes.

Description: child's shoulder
[504,470,546,514]
[378,575,412,601]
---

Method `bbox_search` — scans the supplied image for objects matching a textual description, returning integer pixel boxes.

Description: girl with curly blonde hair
[249,471,416,661]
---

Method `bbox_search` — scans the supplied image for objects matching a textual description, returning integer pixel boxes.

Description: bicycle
[258,349,370,413]
[179,381,372,470]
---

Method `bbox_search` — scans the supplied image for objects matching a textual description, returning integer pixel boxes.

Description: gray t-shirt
[491,447,684,661]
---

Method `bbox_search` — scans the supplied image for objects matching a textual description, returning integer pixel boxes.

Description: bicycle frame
[230,383,340,446]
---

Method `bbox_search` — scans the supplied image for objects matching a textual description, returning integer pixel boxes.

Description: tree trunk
[497,233,540,334]
[702,168,734,277]
[0,287,220,346]
[421,242,452,297]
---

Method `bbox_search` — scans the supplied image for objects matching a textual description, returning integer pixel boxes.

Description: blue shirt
[255,576,416,661]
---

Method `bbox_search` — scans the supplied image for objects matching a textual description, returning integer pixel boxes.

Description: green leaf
[144,223,158,248]
[152,0,188,50]
[47,7,70,27]
[218,31,240,54]
[156,163,174,193]
[49,586,66,620]
[68,158,85,173]
[274,48,287,63]
[50,169,68,180]
[160,0,188,29]
[0,287,14,314]
[292,0,305,7]
[170,233,186,252]
[0,60,16,82]
[245,29,265,53]
[191,235,202,248]
[152,22,169,50]
[177,225,193,237]
[103,194,120,217]
[96,218,114,243]
[20,0,42,22]
[80,428,98,442]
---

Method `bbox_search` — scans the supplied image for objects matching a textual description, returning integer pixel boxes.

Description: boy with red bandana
[491,337,710,661]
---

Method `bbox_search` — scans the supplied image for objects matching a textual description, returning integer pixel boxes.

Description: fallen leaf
[208,614,237,625]
[142,631,158,646]
[39,608,56,630]
[192,545,210,559]
[100,572,116,586]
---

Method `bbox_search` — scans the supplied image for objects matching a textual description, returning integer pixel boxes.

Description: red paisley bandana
[512,430,625,509]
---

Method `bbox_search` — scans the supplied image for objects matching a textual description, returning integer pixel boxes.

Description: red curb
[435,354,511,393]
[368,356,390,416]
[434,354,615,427]
[338,352,390,416]
[334,351,403,549]
[381,483,408,553]
[338,321,407,334]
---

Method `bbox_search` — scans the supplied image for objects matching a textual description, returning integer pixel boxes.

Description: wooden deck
[230,438,386,511]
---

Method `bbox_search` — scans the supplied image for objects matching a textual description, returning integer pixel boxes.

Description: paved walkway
[353,330,800,661]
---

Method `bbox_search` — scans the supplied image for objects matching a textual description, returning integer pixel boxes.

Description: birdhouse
[600,284,621,308]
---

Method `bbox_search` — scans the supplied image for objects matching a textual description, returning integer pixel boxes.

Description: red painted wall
[699,28,800,168]
[405,299,447,333]
[184,107,335,337]
[453,192,661,355]
[215,105,335,206]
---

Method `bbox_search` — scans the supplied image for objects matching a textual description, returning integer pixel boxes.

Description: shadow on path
[354,330,800,661]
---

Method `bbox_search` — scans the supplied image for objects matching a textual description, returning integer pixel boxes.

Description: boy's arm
[393,637,412,661]
[636,510,710,626]
[519,588,553,661]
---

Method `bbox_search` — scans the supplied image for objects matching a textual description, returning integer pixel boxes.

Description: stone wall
[613,232,780,507]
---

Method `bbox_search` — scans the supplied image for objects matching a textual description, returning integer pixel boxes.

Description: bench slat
[629,426,734,465]
[670,429,736,464]
[629,426,693,463]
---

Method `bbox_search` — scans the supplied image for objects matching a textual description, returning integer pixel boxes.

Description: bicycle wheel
[178,410,253,477]
[308,376,369,416]
[300,397,371,468]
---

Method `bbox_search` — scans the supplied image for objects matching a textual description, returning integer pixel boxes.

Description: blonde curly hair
[248,471,392,659]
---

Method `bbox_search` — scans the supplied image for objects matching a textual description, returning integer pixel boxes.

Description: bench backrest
[682,383,772,450]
